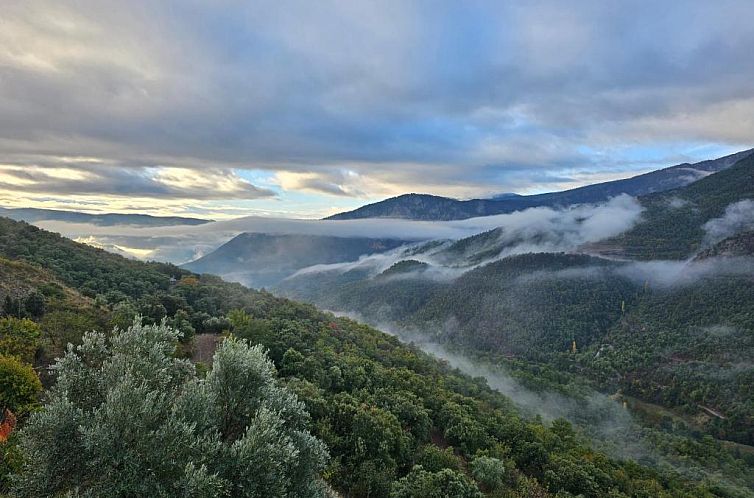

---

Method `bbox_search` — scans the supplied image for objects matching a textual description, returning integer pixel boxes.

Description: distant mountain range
[0,207,211,227]
[325,148,754,221]
[182,233,409,288]
[184,150,754,290]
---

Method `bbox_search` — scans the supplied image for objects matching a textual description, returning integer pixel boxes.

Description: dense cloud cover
[1,1,753,216]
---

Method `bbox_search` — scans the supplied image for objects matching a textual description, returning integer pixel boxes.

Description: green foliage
[0,355,41,415]
[580,273,754,446]
[1,293,45,321]
[606,153,754,260]
[0,434,23,493]
[0,215,738,497]
[39,310,101,360]
[12,319,328,498]
[471,456,506,491]
[415,445,463,472]
[390,465,482,498]
[0,319,40,364]
[283,232,754,452]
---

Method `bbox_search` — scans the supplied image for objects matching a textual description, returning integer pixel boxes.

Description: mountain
[590,151,754,259]
[182,233,411,288]
[327,193,494,221]
[281,248,754,444]
[695,231,754,260]
[3,152,754,495]
[278,155,754,478]
[326,148,754,221]
[0,215,715,497]
[0,207,211,226]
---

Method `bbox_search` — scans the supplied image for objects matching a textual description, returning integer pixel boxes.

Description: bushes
[471,456,506,491]
[0,318,40,363]
[415,445,463,472]
[11,319,328,498]
[390,466,482,498]
[0,356,41,415]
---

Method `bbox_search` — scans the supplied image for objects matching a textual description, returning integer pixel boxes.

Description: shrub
[390,465,482,498]
[0,355,41,415]
[471,455,506,491]
[12,318,328,497]
[0,318,41,363]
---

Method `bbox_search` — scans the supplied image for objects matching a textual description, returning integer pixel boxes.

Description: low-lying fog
[330,311,684,469]
[32,194,644,266]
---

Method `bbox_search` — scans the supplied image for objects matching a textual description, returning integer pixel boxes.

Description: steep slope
[280,161,754,451]
[280,250,754,448]
[280,253,637,356]
[0,217,181,300]
[326,148,753,221]
[695,231,754,260]
[182,232,410,287]
[0,215,717,497]
[593,152,754,259]
[0,207,210,226]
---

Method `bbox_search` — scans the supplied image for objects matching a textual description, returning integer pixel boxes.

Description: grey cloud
[2,0,754,200]
[522,257,754,290]
[0,163,274,200]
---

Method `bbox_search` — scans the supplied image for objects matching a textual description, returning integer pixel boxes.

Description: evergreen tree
[12,318,328,497]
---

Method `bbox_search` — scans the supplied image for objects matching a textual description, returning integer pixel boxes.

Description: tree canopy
[12,319,328,498]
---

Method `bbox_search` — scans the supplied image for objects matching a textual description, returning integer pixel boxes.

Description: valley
[2,150,753,496]
[4,3,754,495]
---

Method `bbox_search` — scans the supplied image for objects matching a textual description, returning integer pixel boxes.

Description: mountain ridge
[0,207,211,227]
[326,148,754,221]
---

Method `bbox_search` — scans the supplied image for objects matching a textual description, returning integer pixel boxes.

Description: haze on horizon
[2,0,753,219]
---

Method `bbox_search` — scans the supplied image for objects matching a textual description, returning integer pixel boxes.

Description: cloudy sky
[1,0,753,219]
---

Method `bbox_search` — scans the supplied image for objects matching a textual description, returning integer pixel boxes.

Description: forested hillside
[280,249,754,445]
[0,217,727,497]
[276,156,754,495]
[593,152,754,259]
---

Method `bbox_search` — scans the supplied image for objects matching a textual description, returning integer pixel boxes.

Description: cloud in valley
[32,195,642,265]
[703,199,754,244]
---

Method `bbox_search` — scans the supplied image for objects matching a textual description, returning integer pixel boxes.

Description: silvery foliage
[13,318,328,497]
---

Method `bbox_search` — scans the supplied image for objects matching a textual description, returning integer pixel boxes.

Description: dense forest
[275,155,754,495]
[0,217,743,496]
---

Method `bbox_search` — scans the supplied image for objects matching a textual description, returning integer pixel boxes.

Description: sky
[1,0,753,219]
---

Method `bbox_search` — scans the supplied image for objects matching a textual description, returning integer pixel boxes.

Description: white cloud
[33,195,644,265]
[703,200,754,244]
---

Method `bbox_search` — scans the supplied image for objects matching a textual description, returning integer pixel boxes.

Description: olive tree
[390,465,482,498]
[13,318,328,497]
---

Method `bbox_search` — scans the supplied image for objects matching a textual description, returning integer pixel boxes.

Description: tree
[0,355,41,415]
[389,465,482,498]
[21,292,45,319]
[12,318,328,497]
[415,445,462,472]
[0,318,41,363]
[470,456,505,491]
